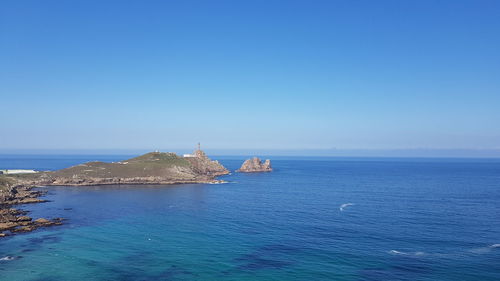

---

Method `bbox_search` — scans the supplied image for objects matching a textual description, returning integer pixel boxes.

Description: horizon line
[1,148,500,158]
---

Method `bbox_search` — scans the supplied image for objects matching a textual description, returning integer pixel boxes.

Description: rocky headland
[0,149,229,237]
[237,157,273,173]
[0,178,62,237]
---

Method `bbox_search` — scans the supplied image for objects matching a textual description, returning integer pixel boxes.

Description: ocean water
[1,155,500,281]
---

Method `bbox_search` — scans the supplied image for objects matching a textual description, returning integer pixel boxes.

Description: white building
[0,169,38,174]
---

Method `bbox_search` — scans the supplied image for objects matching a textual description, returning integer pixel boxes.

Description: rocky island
[237,157,273,173]
[0,148,229,237]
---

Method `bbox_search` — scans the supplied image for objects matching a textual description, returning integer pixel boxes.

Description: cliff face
[237,157,273,173]
[185,149,229,177]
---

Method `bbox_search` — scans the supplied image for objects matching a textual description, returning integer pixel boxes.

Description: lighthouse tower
[194,142,206,158]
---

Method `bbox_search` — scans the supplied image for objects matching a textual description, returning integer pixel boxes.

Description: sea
[0,155,499,281]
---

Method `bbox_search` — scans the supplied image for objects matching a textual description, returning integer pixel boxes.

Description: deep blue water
[1,155,500,280]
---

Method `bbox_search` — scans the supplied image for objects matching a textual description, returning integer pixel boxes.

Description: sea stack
[237,157,273,173]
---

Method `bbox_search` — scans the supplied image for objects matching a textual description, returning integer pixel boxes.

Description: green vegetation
[49,152,194,179]
[127,152,190,167]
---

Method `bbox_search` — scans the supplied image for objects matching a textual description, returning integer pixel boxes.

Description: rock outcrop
[237,157,273,173]
[185,149,229,177]
[0,204,63,236]
[0,177,62,237]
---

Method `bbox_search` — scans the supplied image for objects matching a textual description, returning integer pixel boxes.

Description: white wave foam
[0,256,16,261]
[392,244,500,257]
[470,247,490,254]
[208,181,228,185]
[389,250,406,255]
[388,250,426,256]
[340,203,354,211]
[470,244,500,254]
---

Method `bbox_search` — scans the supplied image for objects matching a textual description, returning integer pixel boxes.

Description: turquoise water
[1,156,500,280]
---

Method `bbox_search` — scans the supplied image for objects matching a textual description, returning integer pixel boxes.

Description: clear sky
[1,0,499,155]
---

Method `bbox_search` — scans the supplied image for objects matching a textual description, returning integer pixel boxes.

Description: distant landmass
[8,149,228,187]
[0,148,229,237]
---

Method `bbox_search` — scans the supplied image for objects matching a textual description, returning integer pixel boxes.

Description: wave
[389,243,500,256]
[388,250,425,256]
[388,250,405,255]
[340,203,354,211]
[469,244,500,254]
[0,256,18,261]
[390,243,500,257]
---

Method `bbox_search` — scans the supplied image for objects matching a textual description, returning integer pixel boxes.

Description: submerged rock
[34,218,50,224]
[237,157,273,173]
[13,225,37,232]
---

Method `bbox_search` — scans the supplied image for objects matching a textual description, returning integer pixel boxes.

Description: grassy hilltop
[51,152,192,179]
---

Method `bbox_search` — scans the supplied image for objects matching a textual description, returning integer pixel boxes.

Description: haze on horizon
[1,1,499,157]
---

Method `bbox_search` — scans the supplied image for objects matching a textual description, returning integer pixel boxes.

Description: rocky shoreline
[0,184,62,237]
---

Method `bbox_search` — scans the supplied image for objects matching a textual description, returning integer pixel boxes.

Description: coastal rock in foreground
[237,157,273,173]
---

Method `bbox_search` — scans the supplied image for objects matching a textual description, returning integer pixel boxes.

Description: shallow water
[1,156,500,280]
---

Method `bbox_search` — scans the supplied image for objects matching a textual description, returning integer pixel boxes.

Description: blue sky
[1,0,499,155]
